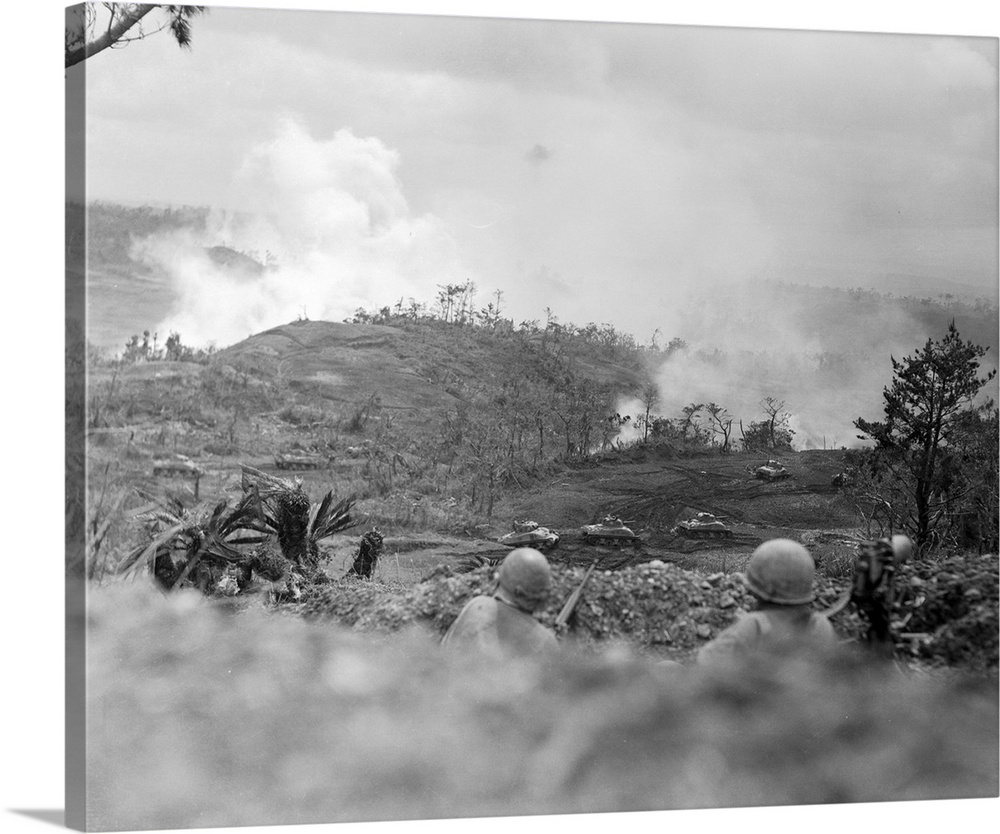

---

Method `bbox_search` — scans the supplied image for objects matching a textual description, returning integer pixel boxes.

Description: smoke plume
[621,280,998,450]
[132,120,468,347]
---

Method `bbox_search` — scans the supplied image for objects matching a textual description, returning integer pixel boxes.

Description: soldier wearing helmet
[442,547,558,658]
[697,538,836,666]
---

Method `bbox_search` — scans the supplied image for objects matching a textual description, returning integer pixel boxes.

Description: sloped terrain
[217,319,462,412]
[291,553,999,671]
[213,318,647,412]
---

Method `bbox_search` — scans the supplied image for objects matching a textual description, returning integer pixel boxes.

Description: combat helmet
[744,539,815,605]
[497,547,552,612]
[890,534,913,564]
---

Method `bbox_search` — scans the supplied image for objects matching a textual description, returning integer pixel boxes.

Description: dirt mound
[896,553,999,670]
[294,560,810,662]
[85,582,999,830]
[291,554,1000,669]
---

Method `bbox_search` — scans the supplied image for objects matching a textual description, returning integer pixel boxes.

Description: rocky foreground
[289,553,999,670]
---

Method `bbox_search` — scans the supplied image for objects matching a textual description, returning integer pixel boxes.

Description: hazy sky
[70,3,998,347]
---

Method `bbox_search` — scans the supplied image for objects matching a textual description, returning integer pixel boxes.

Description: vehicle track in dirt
[493,448,857,574]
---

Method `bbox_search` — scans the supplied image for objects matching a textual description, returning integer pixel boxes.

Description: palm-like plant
[119,467,357,597]
[239,465,356,576]
[118,489,271,593]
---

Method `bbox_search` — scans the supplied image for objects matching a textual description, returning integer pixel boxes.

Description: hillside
[214,318,647,414]
[76,201,999,364]
[77,201,999,583]
[85,315,867,585]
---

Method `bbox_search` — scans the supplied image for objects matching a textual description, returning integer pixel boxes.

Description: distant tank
[498,520,560,550]
[152,455,204,478]
[580,515,641,546]
[274,451,328,471]
[831,469,855,490]
[671,512,733,540]
[755,459,790,482]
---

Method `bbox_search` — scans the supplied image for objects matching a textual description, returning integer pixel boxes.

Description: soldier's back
[697,605,835,666]
[443,595,557,658]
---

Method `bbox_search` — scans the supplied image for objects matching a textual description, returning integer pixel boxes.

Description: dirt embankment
[292,552,999,672]
[85,581,999,831]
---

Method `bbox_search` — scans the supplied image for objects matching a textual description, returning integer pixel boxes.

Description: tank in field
[498,520,560,550]
[755,459,790,482]
[152,455,204,479]
[580,515,641,547]
[671,512,734,540]
[274,452,328,471]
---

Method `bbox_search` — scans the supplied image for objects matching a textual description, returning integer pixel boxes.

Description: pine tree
[855,322,996,549]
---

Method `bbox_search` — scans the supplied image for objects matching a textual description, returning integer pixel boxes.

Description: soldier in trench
[442,547,559,658]
[697,538,837,666]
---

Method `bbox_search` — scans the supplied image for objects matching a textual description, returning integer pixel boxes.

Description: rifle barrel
[555,559,599,627]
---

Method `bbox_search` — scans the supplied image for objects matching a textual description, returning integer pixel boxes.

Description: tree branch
[66,4,156,68]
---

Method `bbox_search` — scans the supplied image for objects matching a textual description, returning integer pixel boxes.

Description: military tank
[671,512,733,540]
[274,451,328,471]
[754,459,790,482]
[580,515,641,547]
[152,455,204,479]
[498,520,560,550]
[831,469,855,490]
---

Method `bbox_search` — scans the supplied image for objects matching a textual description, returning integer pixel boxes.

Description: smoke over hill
[78,120,997,451]
[621,281,998,449]
[128,120,469,347]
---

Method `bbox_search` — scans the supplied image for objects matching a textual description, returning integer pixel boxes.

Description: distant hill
[215,317,649,417]
[76,199,999,446]
[876,272,993,302]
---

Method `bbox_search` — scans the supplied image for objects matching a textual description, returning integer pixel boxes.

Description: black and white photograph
[12,3,1000,833]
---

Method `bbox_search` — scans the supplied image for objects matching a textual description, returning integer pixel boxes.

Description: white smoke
[132,120,469,347]
[609,397,646,446]
[617,279,974,450]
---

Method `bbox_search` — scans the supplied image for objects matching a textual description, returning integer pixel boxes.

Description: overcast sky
[68,2,998,345]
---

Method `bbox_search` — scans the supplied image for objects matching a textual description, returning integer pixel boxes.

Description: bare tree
[705,402,734,452]
[66,4,207,68]
[679,402,705,441]
[759,397,794,450]
[638,383,660,443]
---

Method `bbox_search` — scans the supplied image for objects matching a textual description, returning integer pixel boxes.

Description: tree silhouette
[638,383,660,443]
[855,322,996,549]
[705,402,734,452]
[66,4,207,68]
[759,397,793,449]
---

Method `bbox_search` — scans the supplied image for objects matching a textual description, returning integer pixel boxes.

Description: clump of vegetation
[117,466,357,599]
[115,330,216,365]
[852,322,997,552]
[277,403,326,426]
